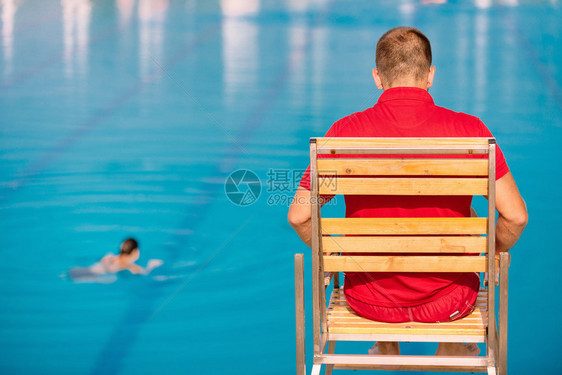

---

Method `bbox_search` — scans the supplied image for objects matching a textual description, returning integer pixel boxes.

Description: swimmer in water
[98,238,162,275]
[69,238,163,281]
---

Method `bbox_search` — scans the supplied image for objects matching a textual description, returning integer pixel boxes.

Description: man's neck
[384,83,428,91]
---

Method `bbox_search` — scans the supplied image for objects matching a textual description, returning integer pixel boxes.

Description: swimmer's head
[120,238,139,256]
[374,27,434,90]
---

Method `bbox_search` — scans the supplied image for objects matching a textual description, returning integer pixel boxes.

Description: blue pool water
[1,1,561,374]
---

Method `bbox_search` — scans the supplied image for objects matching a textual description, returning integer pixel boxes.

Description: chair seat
[327,287,488,342]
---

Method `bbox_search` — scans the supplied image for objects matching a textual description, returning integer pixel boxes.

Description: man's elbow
[503,206,528,231]
[288,210,309,229]
[515,198,529,228]
[515,209,529,229]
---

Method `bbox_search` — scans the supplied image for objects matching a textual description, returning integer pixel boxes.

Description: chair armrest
[484,252,511,286]
[499,252,510,284]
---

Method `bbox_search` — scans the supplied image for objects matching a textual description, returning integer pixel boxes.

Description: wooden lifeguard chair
[294,137,510,375]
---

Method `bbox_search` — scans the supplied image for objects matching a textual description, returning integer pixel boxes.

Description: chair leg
[311,365,322,375]
[295,254,306,375]
[487,366,497,375]
[325,341,336,375]
[498,252,510,375]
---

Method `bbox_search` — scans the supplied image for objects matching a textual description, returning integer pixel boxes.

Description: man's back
[304,87,509,219]
[299,86,510,309]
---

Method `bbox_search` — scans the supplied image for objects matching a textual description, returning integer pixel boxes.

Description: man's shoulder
[433,104,483,125]
[353,101,484,124]
[431,104,491,136]
[338,107,372,123]
[326,109,370,137]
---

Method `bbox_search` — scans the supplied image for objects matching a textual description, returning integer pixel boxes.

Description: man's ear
[426,66,436,89]
[372,68,384,90]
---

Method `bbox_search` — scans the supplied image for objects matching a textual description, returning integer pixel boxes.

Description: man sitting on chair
[287,27,528,356]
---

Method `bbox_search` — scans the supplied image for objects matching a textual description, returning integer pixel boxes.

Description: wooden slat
[316,354,488,367]
[330,295,487,308]
[328,304,487,317]
[325,287,489,342]
[323,255,487,272]
[329,300,487,311]
[315,138,491,155]
[325,289,488,338]
[329,299,487,311]
[330,288,488,296]
[327,311,486,322]
[321,218,488,235]
[316,137,489,151]
[318,147,489,155]
[322,236,487,253]
[316,137,491,148]
[330,288,488,300]
[326,309,487,333]
[328,297,487,308]
[328,333,486,343]
[327,314,488,326]
[327,317,488,328]
[329,299,488,311]
[318,177,488,195]
[333,364,487,372]
[328,327,485,336]
[328,324,486,335]
[317,158,488,176]
[327,321,488,330]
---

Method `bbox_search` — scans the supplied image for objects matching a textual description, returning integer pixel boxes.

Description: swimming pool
[1,0,561,374]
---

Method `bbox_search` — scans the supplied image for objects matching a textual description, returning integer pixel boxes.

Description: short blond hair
[376,27,432,86]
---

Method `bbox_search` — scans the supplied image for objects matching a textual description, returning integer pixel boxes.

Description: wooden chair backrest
[308,137,497,344]
[310,137,496,271]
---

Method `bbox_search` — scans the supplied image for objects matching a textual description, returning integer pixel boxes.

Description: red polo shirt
[299,87,509,307]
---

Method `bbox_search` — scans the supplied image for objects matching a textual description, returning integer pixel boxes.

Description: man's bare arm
[127,264,145,274]
[494,171,528,252]
[126,259,163,275]
[288,187,313,247]
[289,171,528,252]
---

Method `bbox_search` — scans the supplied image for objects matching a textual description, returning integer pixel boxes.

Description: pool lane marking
[148,214,255,321]
[0,22,221,202]
[0,0,130,90]
[9,3,61,36]
[505,10,562,113]
[89,9,330,375]
[150,55,247,155]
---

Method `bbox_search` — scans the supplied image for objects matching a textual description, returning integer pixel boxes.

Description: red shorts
[344,273,480,323]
